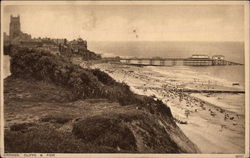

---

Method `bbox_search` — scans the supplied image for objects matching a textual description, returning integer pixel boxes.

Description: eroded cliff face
[4,47,200,153]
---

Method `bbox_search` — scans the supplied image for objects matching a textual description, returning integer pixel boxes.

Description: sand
[91,63,245,154]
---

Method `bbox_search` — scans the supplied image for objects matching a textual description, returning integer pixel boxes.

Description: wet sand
[91,63,245,154]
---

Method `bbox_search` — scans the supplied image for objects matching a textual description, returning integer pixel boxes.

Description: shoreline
[91,63,245,153]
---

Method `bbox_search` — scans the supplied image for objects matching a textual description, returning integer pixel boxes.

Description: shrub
[90,69,117,86]
[9,47,174,119]
[73,115,137,151]
[40,114,73,124]
[5,126,119,153]
[10,122,37,132]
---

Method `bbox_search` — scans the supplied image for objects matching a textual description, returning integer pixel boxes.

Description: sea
[3,41,245,86]
[88,41,245,64]
[88,41,245,86]
[149,65,245,87]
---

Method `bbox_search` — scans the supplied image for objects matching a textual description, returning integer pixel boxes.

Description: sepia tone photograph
[1,1,249,157]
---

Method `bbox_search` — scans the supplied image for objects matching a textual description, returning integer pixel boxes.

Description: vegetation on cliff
[10,47,172,116]
[4,47,200,153]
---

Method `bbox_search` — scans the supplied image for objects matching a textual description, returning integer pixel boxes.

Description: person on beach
[224,113,228,121]
[185,110,190,119]
[220,124,226,132]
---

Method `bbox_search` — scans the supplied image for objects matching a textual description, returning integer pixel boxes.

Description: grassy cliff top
[4,47,200,153]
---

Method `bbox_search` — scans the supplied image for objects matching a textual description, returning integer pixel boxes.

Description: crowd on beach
[90,63,245,153]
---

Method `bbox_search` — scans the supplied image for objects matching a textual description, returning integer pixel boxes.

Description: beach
[91,63,245,154]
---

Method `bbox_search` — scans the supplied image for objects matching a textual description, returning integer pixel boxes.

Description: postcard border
[0,1,249,158]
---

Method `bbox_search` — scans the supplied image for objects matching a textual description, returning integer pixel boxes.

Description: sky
[3,4,245,42]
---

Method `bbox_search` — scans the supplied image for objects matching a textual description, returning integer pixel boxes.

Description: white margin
[0,1,249,158]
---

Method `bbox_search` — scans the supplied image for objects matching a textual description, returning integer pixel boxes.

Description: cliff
[4,47,200,153]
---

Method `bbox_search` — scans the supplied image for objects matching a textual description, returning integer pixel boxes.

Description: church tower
[9,15,21,40]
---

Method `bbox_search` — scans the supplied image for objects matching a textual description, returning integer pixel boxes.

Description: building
[184,59,213,66]
[4,14,100,59]
[5,14,60,54]
[4,15,32,45]
[69,38,87,53]
[52,38,65,45]
[58,38,101,60]
[212,55,225,60]
[184,54,226,66]
[191,54,210,59]
[184,54,213,66]
[9,15,21,40]
[212,55,226,65]
[20,41,43,48]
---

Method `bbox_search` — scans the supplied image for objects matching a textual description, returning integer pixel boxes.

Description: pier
[118,58,242,66]
[104,55,243,66]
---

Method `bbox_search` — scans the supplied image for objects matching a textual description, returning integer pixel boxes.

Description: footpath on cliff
[4,47,200,153]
